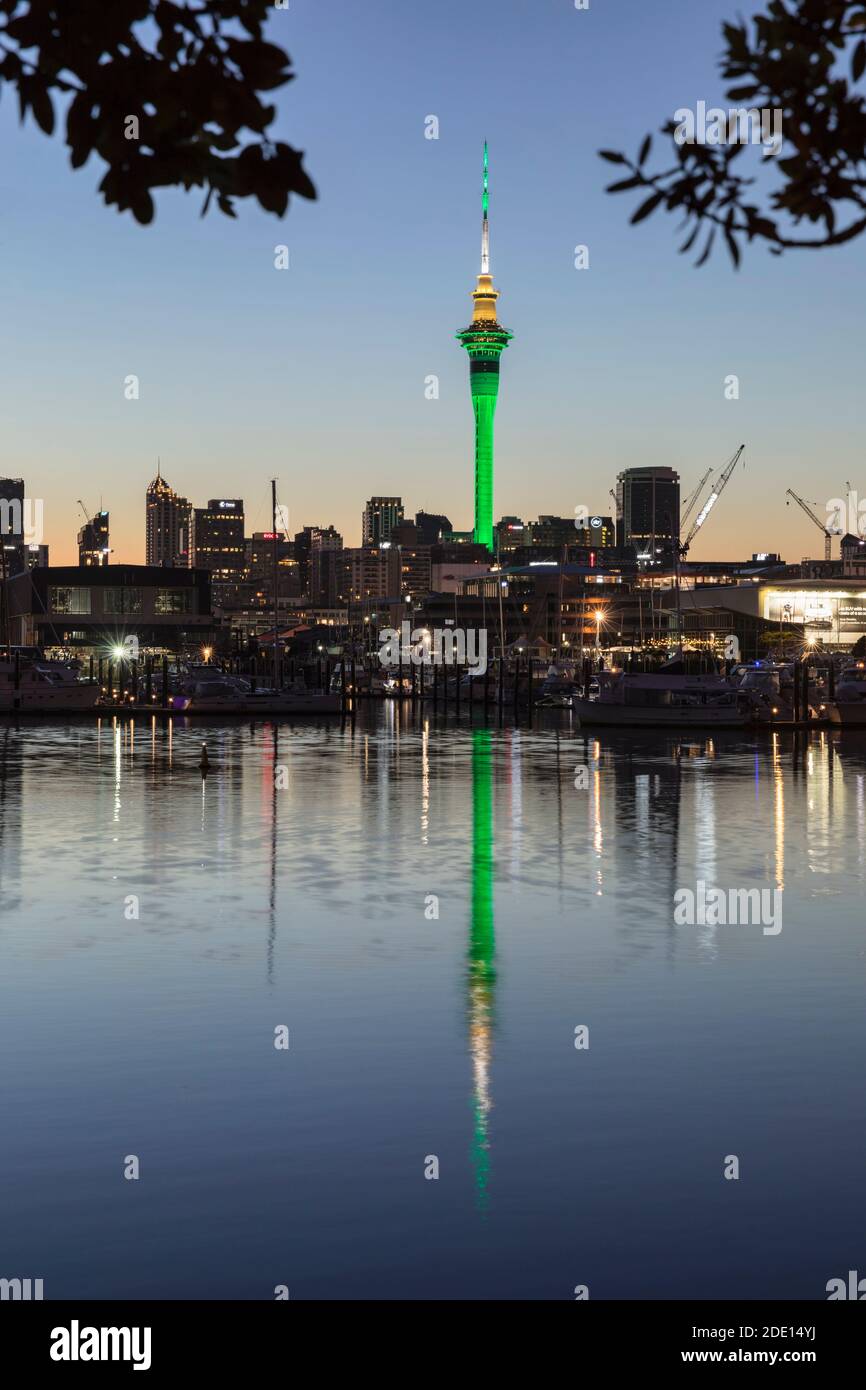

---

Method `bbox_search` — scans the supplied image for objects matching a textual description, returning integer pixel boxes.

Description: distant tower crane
[680,445,746,556]
[681,466,714,529]
[785,488,838,562]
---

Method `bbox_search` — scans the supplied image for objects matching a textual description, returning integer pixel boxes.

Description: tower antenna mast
[481,140,490,275]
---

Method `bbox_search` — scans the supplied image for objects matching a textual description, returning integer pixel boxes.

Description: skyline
[3,0,866,566]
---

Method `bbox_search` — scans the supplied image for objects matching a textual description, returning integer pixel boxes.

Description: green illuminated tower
[457,143,512,552]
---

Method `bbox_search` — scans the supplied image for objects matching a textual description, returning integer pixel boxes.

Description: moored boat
[828,662,866,726]
[0,658,99,713]
[176,672,341,715]
[573,669,749,728]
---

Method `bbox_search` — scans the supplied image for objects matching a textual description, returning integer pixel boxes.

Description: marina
[3,647,865,731]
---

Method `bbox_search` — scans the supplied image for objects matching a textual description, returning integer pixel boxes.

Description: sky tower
[457,143,512,552]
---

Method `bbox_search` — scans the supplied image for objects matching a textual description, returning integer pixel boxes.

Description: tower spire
[481,140,490,275]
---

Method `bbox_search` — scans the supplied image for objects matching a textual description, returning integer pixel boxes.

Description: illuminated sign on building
[763,589,866,638]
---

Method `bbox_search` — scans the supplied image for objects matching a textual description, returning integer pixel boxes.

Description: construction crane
[681,466,714,529]
[785,488,838,561]
[680,445,746,556]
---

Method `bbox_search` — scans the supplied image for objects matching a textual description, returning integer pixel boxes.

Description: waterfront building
[7,564,213,657]
[841,533,866,579]
[418,559,638,656]
[668,577,866,654]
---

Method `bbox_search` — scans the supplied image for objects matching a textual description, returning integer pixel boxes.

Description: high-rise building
[245,532,298,587]
[343,546,400,604]
[295,525,342,599]
[495,517,527,557]
[78,511,110,566]
[616,467,681,566]
[362,497,404,547]
[456,143,512,552]
[415,511,452,545]
[26,544,49,569]
[190,500,246,583]
[0,477,33,576]
[391,521,432,601]
[146,467,192,567]
[0,478,25,539]
[309,526,343,607]
[574,514,616,550]
[529,516,580,550]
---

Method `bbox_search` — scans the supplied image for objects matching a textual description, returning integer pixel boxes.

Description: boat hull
[185,694,343,715]
[572,698,749,729]
[828,702,866,727]
[0,686,100,713]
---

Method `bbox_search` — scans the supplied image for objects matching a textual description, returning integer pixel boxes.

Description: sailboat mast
[271,479,279,689]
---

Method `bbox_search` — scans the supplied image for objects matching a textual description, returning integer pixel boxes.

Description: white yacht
[0,658,99,713]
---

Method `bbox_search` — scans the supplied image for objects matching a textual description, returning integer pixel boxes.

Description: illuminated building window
[155,589,193,615]
[50,587,91,615]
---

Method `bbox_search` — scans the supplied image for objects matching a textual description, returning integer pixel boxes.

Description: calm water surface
[1,709,864,1299]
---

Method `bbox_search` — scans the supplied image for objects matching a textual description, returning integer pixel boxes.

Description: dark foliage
[0,0,316,222]
[601,0,866,265]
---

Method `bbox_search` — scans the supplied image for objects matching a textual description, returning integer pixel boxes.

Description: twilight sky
[1,0,864,565]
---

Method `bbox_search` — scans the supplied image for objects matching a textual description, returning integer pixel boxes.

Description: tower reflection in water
[468,728,495,1210]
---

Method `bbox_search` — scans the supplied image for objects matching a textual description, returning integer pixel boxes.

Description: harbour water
[1,710,864,1300]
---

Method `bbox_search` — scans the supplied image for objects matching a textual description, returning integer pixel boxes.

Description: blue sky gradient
[1,0,863,563]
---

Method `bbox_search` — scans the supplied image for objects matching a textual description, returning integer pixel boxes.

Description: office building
[616,466,681,566]
[146,467,192,568]
[190,500,245,584]
[362,497,404,547]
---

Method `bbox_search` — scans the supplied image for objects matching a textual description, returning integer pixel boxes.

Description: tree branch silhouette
[601,0,866,265]
[0,0,316,224]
